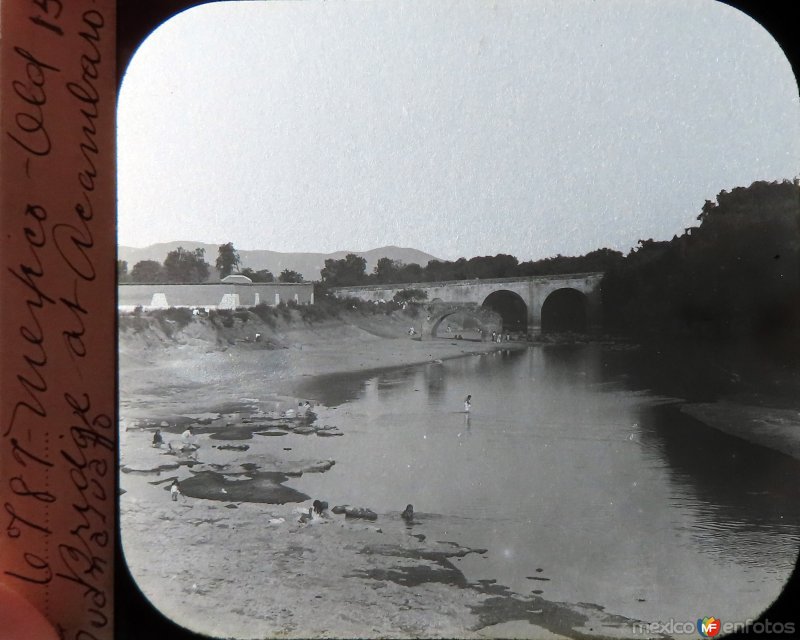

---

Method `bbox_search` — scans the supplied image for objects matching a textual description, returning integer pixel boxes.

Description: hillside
[118,242,439,281]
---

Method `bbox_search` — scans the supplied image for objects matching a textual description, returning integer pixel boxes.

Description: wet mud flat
[120,408,340,507]
[120,403,651,638]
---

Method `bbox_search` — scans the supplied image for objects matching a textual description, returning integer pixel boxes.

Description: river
[285,343,800,628]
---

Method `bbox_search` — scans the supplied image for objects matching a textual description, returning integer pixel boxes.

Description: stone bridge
[421,303,502,340]
[332,272,603,336]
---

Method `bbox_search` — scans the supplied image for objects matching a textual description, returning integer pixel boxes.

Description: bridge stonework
[331,272,603,336]
[420,303,503,340]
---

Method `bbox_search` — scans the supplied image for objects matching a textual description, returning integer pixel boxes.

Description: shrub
[118,313,150,333]
[150,307,194,336]
[161,306,193,328]
[383,300,402,315]
[252,303,277,327]
[298,304,329,323]
[276,301,292,320]
[405,302,422,317]
[210,308,235,328]
[310,296,344,318]
[393,288,428,303]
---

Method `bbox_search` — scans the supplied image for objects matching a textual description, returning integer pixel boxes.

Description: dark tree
[130,260,165,283]
[278,269,304,283]
[601,179,800,343]
[320,254,367,286]
[463,253,519,279]
[117,260,129,282]
[216,242,241,279]
[397,262,424,283]
[241,267,274,283]
[516,248,623,277]
[163,247,210,283]
[373,257,402,284]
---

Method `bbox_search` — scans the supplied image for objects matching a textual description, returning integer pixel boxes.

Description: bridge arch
[541,288,588,333]
[422,304,502,340]
[482,290,528,333]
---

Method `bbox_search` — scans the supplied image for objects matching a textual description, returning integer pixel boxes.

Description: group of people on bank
[486,330,512,343]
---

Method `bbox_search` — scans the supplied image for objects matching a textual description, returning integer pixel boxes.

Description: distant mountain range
[117,242,441,281]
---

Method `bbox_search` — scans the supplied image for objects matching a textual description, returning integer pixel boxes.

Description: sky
[117,0,800,262]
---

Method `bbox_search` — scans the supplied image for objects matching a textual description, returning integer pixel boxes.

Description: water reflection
[637,403,800,571]
[541,344,604,387]
[293,369,373,406]
[375,368,417,397]
[425,363,447,402]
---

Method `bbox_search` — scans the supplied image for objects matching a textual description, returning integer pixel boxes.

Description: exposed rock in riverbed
[210,430,254,440]
[316,428,343,437]
[331,504,379,520]
[121,461,180,475]
[179,470,310,504]
[291,426,317,434]
[343,506,378,520]
[256,458,335,475]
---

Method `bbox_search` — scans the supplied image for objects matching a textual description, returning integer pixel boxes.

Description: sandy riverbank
[681,401,800,462]
[119,310,652,638]
[119,309,527,418]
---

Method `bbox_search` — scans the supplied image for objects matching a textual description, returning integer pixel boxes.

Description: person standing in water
[464,395,472,413]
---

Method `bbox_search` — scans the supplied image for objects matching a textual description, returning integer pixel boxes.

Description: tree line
[118,242,304,283]
[318,248,625,287]
[601,179,800,344]
[118,242,623,287]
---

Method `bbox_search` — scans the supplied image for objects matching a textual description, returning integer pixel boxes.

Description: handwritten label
[1,2,115,639]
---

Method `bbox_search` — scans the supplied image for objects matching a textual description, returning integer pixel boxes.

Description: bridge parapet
[331,272,603,294]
